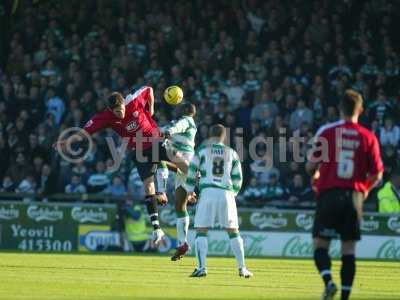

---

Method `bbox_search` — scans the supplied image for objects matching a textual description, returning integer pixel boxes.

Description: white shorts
[194,188,239,229]
[175,151,194,190]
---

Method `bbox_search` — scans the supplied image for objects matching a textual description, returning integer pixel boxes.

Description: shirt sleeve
[185,152,200,193]
[367,133,384,175]
[125,86,152,108]
[231,151,243,196]
[83,113,108,135]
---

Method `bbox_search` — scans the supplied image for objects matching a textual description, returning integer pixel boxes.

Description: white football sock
[156,166,168,193]
[176,215,190,245]
[230,235,245,269]
[195,235,208,269]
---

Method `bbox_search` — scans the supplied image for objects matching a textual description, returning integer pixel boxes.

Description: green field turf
[0,253,398,300]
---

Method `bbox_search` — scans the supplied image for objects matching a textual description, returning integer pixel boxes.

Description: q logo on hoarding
[388,217,400,233]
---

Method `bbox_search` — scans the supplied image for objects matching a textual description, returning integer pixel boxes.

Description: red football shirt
[310,120,384,194]
[83,86,160,150]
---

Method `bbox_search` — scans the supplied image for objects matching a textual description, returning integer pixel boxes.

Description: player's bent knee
[143,176,155,195]
[341,241,356,255]
[175,186,187,211]
[313,238,330,250]
[175,201,187,212]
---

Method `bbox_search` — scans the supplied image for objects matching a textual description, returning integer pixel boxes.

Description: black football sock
[145,195,160,230]
[341,254,355,300]
[314,248,333,287]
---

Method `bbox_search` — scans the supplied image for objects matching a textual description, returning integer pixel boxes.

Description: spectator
[124,203,150,252]
[243,71,261,93]
[144,60,164,85]
[71,162,90,185]
[128,167,145,201]
[360,55,379,79]
[45,88,65,125]
[105,158,118,179]
[378,169,400,213]
[251,92,279,124]
[250,146,280,185]
[328,54,352,85]
[289,99,314,131]
[381,145,399,180]
[222,74,244,109]
[241,177,264,206]
[379,117,400,147]
[87,161,110,193]
[15,174,36,195]
[326,106,339,123]
[368,92,393,125]
[206,81,221,107]
[287,174,314,204]
[261,174,286,203]
[32,156,44,182]
[65,175,87,194]
[28,134,47,162]
[1,176,15,192]
[38,164,58,196]
[105,175,127,197]
[7,153,32,185]
[235,97,253,130]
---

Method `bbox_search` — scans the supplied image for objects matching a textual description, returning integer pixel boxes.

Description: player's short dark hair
[107,92,124,108]
[182,103,196,117]
[209,124,226,139]
[340,89,363,116]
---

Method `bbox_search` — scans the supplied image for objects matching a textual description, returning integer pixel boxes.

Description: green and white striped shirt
[186,142,243,196]
[165,116,197,153]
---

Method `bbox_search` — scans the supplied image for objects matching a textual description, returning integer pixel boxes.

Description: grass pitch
[0,253,398,300]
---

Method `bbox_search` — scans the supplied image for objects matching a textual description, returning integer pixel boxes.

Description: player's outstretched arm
[185,152,200,198]
[53,113,107,151]
[148,86,155,116]
[126,86,155,116]
[52,129,87,151]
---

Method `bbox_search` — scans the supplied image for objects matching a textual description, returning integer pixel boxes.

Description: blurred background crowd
[0,0,399,211]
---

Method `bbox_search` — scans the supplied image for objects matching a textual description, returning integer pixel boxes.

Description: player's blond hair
[341,89,363,116]
[210,124,226,140]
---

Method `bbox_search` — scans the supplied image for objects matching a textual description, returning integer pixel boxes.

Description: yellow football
[164,85,183,105]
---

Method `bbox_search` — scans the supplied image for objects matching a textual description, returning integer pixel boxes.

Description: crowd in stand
[0,0,399,209]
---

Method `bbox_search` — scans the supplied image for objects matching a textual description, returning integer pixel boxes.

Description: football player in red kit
[57,86,184,245]
[306,89,384,300]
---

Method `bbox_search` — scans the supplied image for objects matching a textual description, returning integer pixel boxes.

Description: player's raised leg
[155,161,169,204]
[143,176,165,245]
[171,186,190,261]
[190,229,208,277]
[340,241,356,300]
[313,238,337,300]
